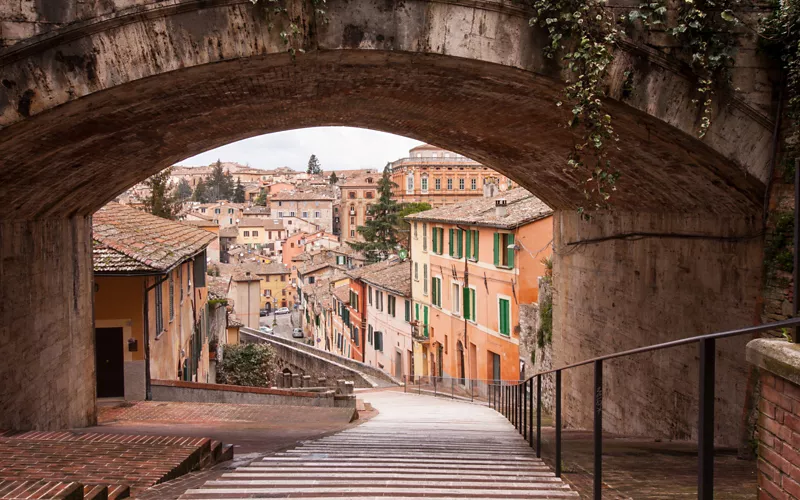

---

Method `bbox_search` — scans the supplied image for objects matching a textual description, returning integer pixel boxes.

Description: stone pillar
[0,218,96,430]
[291,374,301,388]
[302,375,311,388]
[553,210,762,446]
[746,338,800,498]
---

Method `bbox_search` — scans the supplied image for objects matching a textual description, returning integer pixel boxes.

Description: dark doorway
[491,351,501,382]
[457,341,465,384]
[95,327,124,398]
[395,350,402,379]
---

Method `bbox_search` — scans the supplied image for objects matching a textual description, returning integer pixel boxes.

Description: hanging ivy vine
[251,0,327,56]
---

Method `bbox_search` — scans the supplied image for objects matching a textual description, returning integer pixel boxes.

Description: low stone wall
[151,379,355,408]
[244,328,400,387]
[746,339,800,498]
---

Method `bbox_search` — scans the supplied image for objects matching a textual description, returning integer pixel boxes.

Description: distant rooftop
[404,188,552,229]
[359,260,411,297]
[93,202,215,274]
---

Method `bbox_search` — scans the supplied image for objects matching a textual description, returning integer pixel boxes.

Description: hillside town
[107,144,533,388]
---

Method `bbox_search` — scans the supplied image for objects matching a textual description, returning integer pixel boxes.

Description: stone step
[0,480,84,500]
[83,484,109,500]
[225,469,554,477]
[180,486,578,498]
[202,479,570,488]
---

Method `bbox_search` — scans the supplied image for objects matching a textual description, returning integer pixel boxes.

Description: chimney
[495,198,508,217]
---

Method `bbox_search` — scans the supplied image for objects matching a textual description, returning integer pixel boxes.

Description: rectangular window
[422,224,428,252]
[243,231,250,237]
[368,325,374,344]
[421,176,428,192]
[493,232,516,269]
[414,262,419,281]
[155,280,164,334]
[423,264,428,295]
[459,178,465,190]
[414,222,418,239]
[448,228,463,258]
[498,298,511,336]
[290,211,296,217]
[432,277,442,307]
[464,287,477,321]
[471,178,477,190]
[447,178,453,190]
[452,282,462,316]
[377,291,383,311]
[193,251,206,287]
[389,295,396,317]
[315,211,321,218]
[405,299,411,322]
[252,230,258,237]
[375,331,384,352]
[368,286,373,306]
[302,211,308,218]
[466,229,479,261]
[278,211,284,218]
[435,178,441,190]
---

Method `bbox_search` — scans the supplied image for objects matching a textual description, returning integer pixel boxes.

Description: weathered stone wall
[518,283,555,414]
[0,217,96,430]
[553,210,763,446]
[746,339,800,499]
[151,379,355,408]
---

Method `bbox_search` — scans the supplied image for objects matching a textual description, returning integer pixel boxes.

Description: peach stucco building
[406,189,552,382]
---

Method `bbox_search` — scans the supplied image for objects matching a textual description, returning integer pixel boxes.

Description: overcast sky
[180,127,425,171]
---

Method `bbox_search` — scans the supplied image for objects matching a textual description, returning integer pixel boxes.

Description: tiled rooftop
[359,260,411,297]
[346,256,402,280]
[238,217,283,229]
[270,190,335,201]
[404,188,552,229]
[93,202,216,273]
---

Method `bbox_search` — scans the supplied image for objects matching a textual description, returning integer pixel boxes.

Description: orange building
[93,202,216,400]
[338,172,379,244]
[406,189,552,382]
[391,144,515,208]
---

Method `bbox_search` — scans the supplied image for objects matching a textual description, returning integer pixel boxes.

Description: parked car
[291,328,304,339]
[275,307,291,315]
[259,309,268,317]
[259,326,273,334]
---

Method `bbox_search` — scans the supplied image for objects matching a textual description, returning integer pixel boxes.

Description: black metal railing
[403,375,507,403]
[489,317,800,499]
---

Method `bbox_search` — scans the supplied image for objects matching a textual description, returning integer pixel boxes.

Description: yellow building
[93,202,216,400]
[338,173,379,244]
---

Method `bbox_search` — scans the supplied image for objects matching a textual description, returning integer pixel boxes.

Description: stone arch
[0,0,777,218]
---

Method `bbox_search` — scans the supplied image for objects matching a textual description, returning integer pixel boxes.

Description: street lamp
[272,297,278,327]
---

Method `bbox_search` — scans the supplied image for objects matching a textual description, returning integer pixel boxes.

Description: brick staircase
[0,431,233,499]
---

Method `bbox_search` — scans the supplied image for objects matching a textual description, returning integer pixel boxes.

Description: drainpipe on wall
[456,224,470,384]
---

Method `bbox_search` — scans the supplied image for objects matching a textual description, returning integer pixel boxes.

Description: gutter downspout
[456,225,470,385]
[143,274,169,401]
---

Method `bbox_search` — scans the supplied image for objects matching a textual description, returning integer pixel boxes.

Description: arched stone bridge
[0,0,780,447]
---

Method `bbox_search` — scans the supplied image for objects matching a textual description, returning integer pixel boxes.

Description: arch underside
[0,50,765,218]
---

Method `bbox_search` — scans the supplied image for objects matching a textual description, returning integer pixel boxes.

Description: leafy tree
[216,343,276,387]
[328,171,339,185]
[348,165,400,262]
[192,178,210,202]
[141,167,182,220]
[396,202,432,248]
[233,177,246,203]
[176,178,193,201]
[254,189,267,207]
[307,154,322,175]
[206,160,234,200]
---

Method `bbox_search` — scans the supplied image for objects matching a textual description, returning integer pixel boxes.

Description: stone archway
[0,0,779,441]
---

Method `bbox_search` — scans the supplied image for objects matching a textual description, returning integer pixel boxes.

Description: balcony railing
[390,157,482,169]
[488,316,800,500]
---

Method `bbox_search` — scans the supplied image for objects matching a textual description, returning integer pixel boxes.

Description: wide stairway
[181,390,576,499]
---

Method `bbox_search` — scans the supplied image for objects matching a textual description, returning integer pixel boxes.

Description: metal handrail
[489,316,800,500]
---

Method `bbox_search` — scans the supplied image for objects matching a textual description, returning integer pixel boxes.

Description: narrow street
[259,310,302,341]
[180,391,576,499]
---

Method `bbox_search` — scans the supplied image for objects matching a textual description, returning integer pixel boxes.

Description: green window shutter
[415,303,420,321]
[471,289,477,321]
[507,233,515,269]
[457,230,463,258]
[466,230,472,259]
[439,230,444,255]
[493,233,500,266]
[448,228,454,257]
[474,230,479,261]
[432,228,437,253]
[463,287,470,319]
[499,298,510,335]
[405,300,410,322]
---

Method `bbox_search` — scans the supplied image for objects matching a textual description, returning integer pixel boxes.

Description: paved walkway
[181,391,576,499]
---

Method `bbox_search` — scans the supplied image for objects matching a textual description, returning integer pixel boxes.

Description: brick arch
[0,0,776,218]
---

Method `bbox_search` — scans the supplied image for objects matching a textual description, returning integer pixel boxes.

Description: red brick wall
[757,371,800,499]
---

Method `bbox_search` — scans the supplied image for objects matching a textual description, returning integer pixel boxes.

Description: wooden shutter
[448,228,454,257]
[471,288,477,321]
[493,233,500,266]
[466,230,472,259]
[457,230,463,258]
[474,230,479,261]
[463,287,470,319]
[507,234,515,269]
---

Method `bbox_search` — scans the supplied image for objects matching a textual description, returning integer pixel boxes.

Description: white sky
[180,127,425,171]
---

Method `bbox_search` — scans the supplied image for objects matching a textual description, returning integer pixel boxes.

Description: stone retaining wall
[151,379,355,408]
[746,339,800,499]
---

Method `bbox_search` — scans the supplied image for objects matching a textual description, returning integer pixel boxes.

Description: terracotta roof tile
[360,260,412,297]
[93,202,215,273]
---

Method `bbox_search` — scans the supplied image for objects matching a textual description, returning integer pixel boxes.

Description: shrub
[217,343,276,388]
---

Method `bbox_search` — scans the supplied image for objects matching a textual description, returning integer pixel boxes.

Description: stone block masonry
[747,338,800,499]
[0,218,95,431]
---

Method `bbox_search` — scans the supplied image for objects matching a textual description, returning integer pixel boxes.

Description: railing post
[520,384,524,435]
[698,338,715,500]
[555,369,562,477]
[594,360,603,499]
[418,376,421,395]
[528,378,533,447]
[536,374,542,458]
[434,376,437,397]
[523,381,528,440]
[404,375,407,393]
[451,377,454,399]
